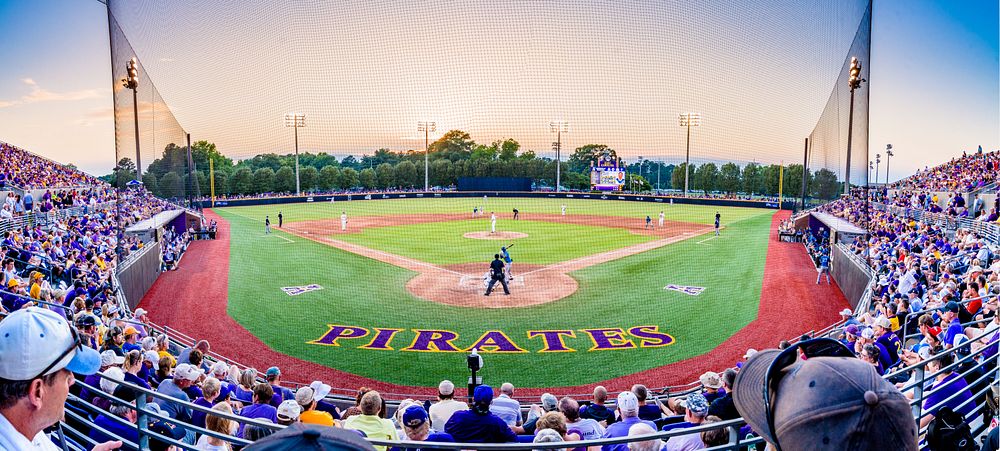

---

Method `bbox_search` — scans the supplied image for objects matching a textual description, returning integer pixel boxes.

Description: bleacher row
[1,144,1000,450]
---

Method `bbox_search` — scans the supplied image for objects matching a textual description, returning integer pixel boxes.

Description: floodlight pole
[285,113,305,195]
[885,144,893,185]
[418,121,436,191]
[123,57,141,181]
[550,121,568,192]
[844,57,866,195]
[679,113,701,197]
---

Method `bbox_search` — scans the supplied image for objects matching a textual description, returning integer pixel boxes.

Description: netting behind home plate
[104,0,872,389]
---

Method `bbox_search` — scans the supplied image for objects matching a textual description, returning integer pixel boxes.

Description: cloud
[73,107,116,127]
[158,58,175,62]
[0,78,105,109]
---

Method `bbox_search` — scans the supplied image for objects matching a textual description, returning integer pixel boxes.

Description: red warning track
[139,209,848,397]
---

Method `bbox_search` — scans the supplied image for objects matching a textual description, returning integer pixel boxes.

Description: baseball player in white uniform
[490,212,497,233]
[340,212,348,231]
[659,211,665,228]
[561,205,566,216]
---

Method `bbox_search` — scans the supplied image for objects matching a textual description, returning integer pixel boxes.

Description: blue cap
[473,385,494,405]
[266,366,281,377]
[0,307,101,380]
[944,301,960,313]
[402,405,428,427]
[685,393,710,416]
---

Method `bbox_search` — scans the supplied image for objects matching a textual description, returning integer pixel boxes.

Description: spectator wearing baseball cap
[873,317,901,366]
[855,327,892,371]
[277,399,302,426]
[266,366,294,406]
[0,307,119,451]
[840,308,860,326]
[444,385,516,443]
[941,301,965,349]
[706,369,739,420]
[154,362,204,423]
[308,380,341,419]
[429,380,467,431]
[661,393,710,439]
[343,391,398,451]
[599,391,656,451]
[390,405,455,451]
[122,326,142,353]
[515,392,558,435]
[80,350,124,404]
[295,386,336,427]
[733,346,917,450]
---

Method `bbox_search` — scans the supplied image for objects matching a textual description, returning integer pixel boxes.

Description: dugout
[457,177,531,192]
[808,212,866,245]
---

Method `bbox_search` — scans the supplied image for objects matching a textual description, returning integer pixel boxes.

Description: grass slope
[216,199,773,387]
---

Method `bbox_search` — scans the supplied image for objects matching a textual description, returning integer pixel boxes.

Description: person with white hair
[600,392,656,451]
[625,423,660,451]
[533,428,566,451]
[515,392,558,435]
[429,380,468,430]
[490,382,522,427]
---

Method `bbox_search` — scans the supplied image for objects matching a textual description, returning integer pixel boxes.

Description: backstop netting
[106,0,873,390]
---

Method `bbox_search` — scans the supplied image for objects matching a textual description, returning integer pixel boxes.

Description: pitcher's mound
[463,231,528,240]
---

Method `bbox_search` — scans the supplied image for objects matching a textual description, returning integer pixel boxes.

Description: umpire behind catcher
[485,254,510,296]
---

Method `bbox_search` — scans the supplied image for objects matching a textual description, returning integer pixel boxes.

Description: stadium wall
[831,244,871,310]
[199,191,798,210]
[117,241,162,311]
[457,177,532,191]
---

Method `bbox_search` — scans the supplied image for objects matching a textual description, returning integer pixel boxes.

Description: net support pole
[778,162,784,210]
[185,133,201,206]
[209,158,215,208]
[800,137,809,210]
[844,88,856,195]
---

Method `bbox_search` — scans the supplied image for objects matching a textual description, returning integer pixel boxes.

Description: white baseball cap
[309,380,332,402]
[438,380,455,396]
[210,361,229,377]
[875,317,892,330]
[174,363,204,382]
[277,399,302,421]
[133,308,147,317]
[616,391,639,413]
[100,350,125,367]
[143,350,160,371]
[100,367,125,394]
[0,307,101,380]
[743,348,758,359]
[839,308,853,316]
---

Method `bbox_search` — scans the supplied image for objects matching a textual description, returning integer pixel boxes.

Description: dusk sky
[0,0,996,182]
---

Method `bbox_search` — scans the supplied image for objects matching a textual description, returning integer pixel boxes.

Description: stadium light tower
[418,121,436,191]
[550,121,569,192]
[284,113,306,195]
[874,153,881,185]
[885,144,893,185]
[868,160,874,185]
[678,113,702,197]
[122,57,141,181]
[844,57,866,195]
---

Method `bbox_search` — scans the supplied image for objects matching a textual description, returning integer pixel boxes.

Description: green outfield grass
[219,197,767,225]
[334,219,657,266]
[216,198,774,387]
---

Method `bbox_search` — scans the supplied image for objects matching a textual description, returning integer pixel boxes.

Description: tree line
[104,130,842,200]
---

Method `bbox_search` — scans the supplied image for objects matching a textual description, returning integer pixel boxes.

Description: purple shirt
[238,403,278,438]
[924,372,976,419]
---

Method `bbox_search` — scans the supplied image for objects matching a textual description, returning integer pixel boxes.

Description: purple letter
[360,328,404,350]
[308,325,369,347]
[467,331,527,353]
[581,328,636,351]
[527,330,577,352]
[402,330,462,352]
[628,326,674,348]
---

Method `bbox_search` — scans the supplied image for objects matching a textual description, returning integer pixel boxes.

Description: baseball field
[204,197,778,387]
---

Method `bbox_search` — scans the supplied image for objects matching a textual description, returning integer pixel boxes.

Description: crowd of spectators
[0,142,103,189]
[890,149,1000,192]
